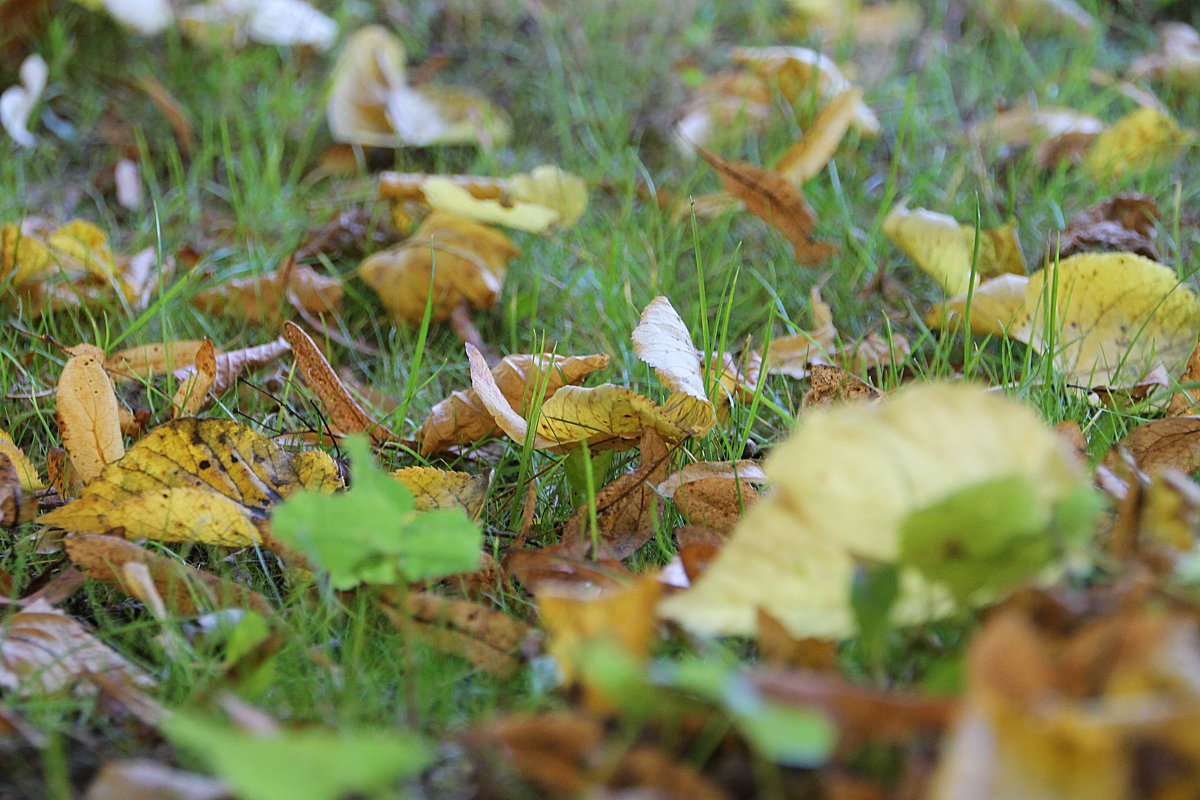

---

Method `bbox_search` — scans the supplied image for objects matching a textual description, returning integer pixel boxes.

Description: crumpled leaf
[0,53,45,147]
[419,352,609,455]
[697,146,836,264]
[326,26,510,149]
[171,338,217,417]
[924,273,1029,336]
[107,340,214,382]
[803,363,880,407]
[884,204,1026,294]
[1053,193,1160,262]
[0,452,37,528]
[1,599,155,696]
[283,322,397,445]
[57,343,125,485]
[659,383,1090,639]
[390,467,489,518]
[1012,252,1200,386]
[1106,417,1200,478]
[190,261,342,324]
[179,0,337,50]
[967,103,1103,168]
[673,70,772,153]
[1084,106,1191,180]
[39,418,341,550]
[359,211,519,324]
[731,46,879,134]
[173,336,291,397]
[1129,22,1200,92]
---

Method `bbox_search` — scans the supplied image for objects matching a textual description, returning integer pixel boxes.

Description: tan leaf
[775,87,862,185]
[508,165,588,229]
[697,146,836,263]
[730,46,879,134]
[173,336,291,398]
[465,342,547,448]
[190,261,342,324]
[968,104,1103,168]
[390,467,489,517]
[419,352,609,455]
[58,343,125,485]
[0,429,43,492]
[504,544,630,593]
[755,609,838,671]
[420,178,559,234]
[106,340,212,382]
[283,322,397,446]
[657,460,767,499]
[674,477,761,534]
[1108,417,1200,477]
[0,453,37,528]
[924,273,1030,337]
[1129,22,1200,92]
[170,338,216,418]
[672,70,771,153]
[1053,193,1160,262]
[0,599,154,696]
[804,364,881,407]
[378,171,508,202]
[1084,106,1191,180]
[65,533,272,617]
[381,592,530,678]
[1168,337,1200,416]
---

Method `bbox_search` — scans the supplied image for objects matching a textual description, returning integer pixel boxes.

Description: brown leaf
[1108,417,1200,476]
[803,364,880,408]
[0,599,155,696]
[756,610,839,671]
[0,453,37,528]
[1054,193,1160,262]
[65,534,272,617]
[173,336,291,398]
[85,759,231,800]
[419,351,609,455]
[380,592,530,678]
[673,477,760,534]
[106,340,212,382]
[1169,336,1200,416]
[294,206,401,263]
[170,338,216,417]
[283,322,397,446]
[465,712,605,796]
[656,460,767,499]
[504,545,630,592]
[697,147,836,263]
[57,344,125,484]
[190,262,342,324]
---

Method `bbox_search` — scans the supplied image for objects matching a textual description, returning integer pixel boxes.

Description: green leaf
[850,560,899,669]
[271,437,481,589]
[562,445,613,507]
[898,474,1053,604]
[164,713,432,800]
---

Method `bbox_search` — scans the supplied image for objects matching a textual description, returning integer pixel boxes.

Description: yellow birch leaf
[775,87,861,185]
[508,165,588,229]
[465,342,547,448]
[390,467,489,518]
[659,383,1087,639]
[170,338,216,418]
[1013,252,1200,385]
[0,430,43,491]
[39,418,341,548]
[420,178,559,233]
[57,344,125,485]
[1084,106,1190,180]
[884,204,1026,294]
[925,273,1030,336]
[534,385,708,448]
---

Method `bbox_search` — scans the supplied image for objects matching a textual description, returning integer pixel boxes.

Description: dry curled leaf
[107,340,213,383]
[39,418,341,551]
[0,429,43,492]
[730,46,879,134]
[1053,193,1160,262]
[775,87,862,186]
[884,204,1026,295]
[283,322,397,446]
[674,477,761,535]
[171,339,216,418]
[924,273,1029,336]
[697,147,836,264]
[173,337,291,398]
[0,453,37,528]
[58,344,125,485]
[803,364,880,407]
[968,104,1104,168]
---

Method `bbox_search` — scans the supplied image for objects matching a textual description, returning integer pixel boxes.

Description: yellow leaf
[1084,106,1190,180]
[46,220,118,282]
[0,223,51,284]
[1013,252,1200,385]
[359,212,519,324]
[57,343,125,485]
[982,0,1096,35]
[775,87,862,185]
[420,178,559,233]
[39,418,341,549]
[170,338,216,418]
[0,430,43,492]
[884,204,1026,295]
[659,383,1086,639]
[925,273,1030,336]
[508,165,589,229]
[731,46,879,134]
[106,340,213,382]
[390,467,489,518]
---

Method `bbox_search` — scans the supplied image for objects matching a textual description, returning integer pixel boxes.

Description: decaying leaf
[107,340,213,382]
[359,211,519,325]
[283,322,397,446]
[803,364,880,407]
[1084,106,1191,180]
[171,338,217,417]
[0,453,37,528]
[1129,22,1200,92]
[179,0,337,50]
[39,418,341,549]
[1053,193,1160,262]
[697,147,836,264]
[190,261,342,324]
[1107,417,1200,478]
[969,103,1104,168]
[390,467,489,518]
[659,383,1091,639]
[419,351,609,455]
[58,343,125,485]
[0,52,46,148]
[173,336,291,397]
[1,599,154,696]
[326,26,509,150]
[884,204,1026,295]
[731,46,879,135]
[381,592,530,678]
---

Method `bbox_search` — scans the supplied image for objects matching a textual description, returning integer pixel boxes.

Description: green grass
[1,0,1199,796]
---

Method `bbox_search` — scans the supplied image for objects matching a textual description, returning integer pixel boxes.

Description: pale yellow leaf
[630,296,708,402]
[731,46,879,134]
[1084,106,1191,180]
[925,273,1030,337]
[57,344,125,485]
[0,430,43,492]
[106,340,212,382]
[390,467,489,518]
[884,204,1026,295]
[775,87,862,185]
[508,165,588,229]
[421,178,559,233]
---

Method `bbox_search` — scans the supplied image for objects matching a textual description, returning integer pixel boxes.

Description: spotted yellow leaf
[390,467,489,518]
[1084,106,1191,180]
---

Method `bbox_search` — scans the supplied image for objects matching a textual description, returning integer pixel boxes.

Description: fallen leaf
[283,322,397,446]
[674,477,761,534]
[697,147,836,264]
[731,46,879,134]
[673,69,772,153]
[0,429,43,491]
[390,467,489,517]
[326,26,509,149]
[775,87,862,185]
[190,261,342,324]
[884,204,1025,295]
[1084,106,1191,180]
[0,453,37,528]
[1129,22,1200,92]
[0,53,46,147]
[969,104,1104,169]
[39,418,341,550]
[380,592,529,678]
[659,383,1091,639]
[1168,337,1200,416]
[656,460,767,499]
[509,165,589,229]
[358,211,519,325]
[803,364,880,407]
[419,352,609,455]
[924,273,1029,336]
[464,712,605,797]
[982,0,1096,35]
[1107,417,1200,477]
[107,340,213,382]
[1012,252,1200,386]
[1,599,154,696]
[179,0,336,50]
[85,759,231,800]
[421,178,559,234]
[755,610,839,671]
[379,172,508,203]
[58,343,125,485]
[173,337,291,397]
[1052,193,1160,262]
[171,338,217,417]
[65,534,272,617]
